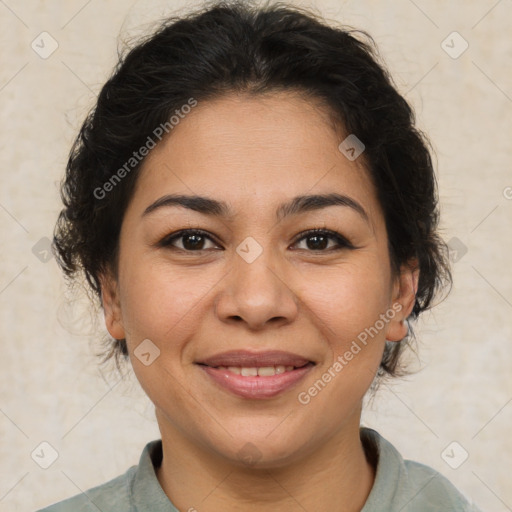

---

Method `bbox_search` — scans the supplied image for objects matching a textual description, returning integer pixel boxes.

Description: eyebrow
[142,192,370,225]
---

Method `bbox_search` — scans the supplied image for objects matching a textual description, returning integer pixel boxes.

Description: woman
[39,1,482,510]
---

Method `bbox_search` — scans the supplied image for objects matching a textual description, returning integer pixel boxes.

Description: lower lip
[199,364,314,399]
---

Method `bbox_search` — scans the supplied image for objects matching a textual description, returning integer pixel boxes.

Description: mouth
[196,349,315,368]
[196,350,316,399]
[197,361,314,376]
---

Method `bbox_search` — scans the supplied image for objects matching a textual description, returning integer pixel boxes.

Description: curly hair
[53,0,452,378]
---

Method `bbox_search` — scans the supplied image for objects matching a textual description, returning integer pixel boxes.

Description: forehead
[130,91,382,225]
[157,91,347,169]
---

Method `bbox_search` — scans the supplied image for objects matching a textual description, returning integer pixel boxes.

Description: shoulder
[401,458,482,511]
[34,466,137,512]
[35,465,137,512]
[361,427,483,512]
[35,439,165,512]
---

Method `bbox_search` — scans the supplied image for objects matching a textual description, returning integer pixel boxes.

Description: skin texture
[100,91,419,511]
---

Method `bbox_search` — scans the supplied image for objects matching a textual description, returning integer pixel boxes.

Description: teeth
[215,365,298,376]
[240,367,258,377]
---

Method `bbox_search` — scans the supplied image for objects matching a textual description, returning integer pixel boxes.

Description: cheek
[291,266,391,429]
[118,262,215,349]
[301,262,391,358]
[300,274,389,410]
[117,263,212,411]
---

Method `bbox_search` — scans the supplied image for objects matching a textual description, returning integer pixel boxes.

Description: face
[101,92,417,467]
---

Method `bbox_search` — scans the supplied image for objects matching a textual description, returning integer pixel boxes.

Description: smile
[213,365,297,376]
[195,349,316,399]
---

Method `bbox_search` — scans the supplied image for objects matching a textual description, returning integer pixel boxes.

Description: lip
[197,349,313,368]
[199,363,315,399]
[196,350,315,400]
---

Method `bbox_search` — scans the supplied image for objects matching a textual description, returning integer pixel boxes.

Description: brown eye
[292,229,354,251]
[159,229,220,251]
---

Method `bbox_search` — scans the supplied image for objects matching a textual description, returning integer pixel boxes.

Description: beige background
[0,0,511,510]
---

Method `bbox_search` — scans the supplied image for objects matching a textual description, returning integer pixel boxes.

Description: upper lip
[197,350,314,368]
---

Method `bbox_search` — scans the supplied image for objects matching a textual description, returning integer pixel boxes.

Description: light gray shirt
[37,427,483,511]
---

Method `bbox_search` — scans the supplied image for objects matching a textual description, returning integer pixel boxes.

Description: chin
[205,426,318,470]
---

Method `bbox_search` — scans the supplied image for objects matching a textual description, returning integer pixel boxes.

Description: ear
[99,270,125,340]
[385,258,419,342]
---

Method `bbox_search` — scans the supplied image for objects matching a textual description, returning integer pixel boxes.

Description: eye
[158,229,220,251]
[291,228,354,251]
[158,228,354,253]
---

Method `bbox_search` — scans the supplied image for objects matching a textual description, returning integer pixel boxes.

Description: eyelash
[158,228,355,253]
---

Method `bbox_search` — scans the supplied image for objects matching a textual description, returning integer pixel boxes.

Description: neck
[155,409,375,511]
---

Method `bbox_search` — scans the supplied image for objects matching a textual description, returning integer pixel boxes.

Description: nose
[214,245,299,331]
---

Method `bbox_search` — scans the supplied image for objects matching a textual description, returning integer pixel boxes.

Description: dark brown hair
[53,0,452,378]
